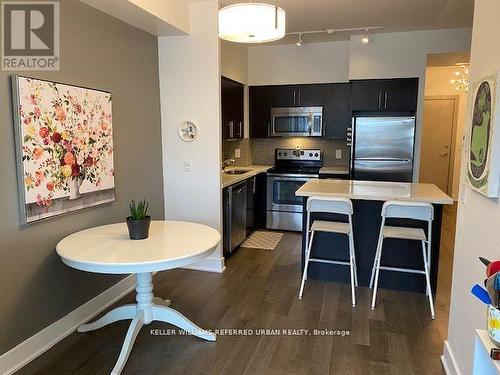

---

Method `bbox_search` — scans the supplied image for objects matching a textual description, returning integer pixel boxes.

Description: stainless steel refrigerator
[351,116,416,182]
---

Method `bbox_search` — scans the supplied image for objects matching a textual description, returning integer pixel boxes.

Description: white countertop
[296,179,453,204]
[221,165,273,188]
[319,166,350,175]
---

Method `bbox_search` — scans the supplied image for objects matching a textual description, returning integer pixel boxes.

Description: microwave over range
[270,106,323,137]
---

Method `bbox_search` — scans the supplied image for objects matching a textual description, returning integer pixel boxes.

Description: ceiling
[219,0,474,44]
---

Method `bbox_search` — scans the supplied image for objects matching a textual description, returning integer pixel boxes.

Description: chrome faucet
[221,159,235,171]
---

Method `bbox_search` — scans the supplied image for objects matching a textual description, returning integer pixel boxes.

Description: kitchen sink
[224,169,251,175]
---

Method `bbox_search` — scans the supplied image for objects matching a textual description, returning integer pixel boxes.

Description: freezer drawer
[353,160,413,182]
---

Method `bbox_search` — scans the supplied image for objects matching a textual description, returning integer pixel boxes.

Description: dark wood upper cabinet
[322,83,352,139]
[351,78,418,113]
[296,84,324,107]
[382,78,419,112]
[221,76,244,140]
[249,85,272,138]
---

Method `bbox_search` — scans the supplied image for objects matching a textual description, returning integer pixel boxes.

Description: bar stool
[369,200,435,319]
[298,196,358,306]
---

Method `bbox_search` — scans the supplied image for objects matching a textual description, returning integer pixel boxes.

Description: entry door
[420,97,457,194]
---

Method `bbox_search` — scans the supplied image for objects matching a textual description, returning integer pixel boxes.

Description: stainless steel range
[266,148,323,231]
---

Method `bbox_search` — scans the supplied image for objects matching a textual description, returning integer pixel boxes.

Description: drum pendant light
[218,3,286,43]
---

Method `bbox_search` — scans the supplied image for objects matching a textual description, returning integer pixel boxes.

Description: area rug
[240,230,284,250]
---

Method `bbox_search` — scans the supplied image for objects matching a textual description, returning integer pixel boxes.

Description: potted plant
[126,199,151,240]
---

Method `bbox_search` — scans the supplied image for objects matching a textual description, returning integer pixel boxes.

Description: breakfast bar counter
[296,179,453,293]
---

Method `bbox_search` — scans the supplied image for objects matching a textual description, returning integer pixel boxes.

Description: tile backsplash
[223,137,350,167]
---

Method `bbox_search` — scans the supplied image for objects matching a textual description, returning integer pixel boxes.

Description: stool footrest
[309,258,351,266]
[379,265,426,275]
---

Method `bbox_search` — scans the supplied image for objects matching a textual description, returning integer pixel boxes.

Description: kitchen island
[296,179,453,293]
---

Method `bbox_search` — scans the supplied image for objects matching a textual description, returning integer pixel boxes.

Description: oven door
[266,175,316,212]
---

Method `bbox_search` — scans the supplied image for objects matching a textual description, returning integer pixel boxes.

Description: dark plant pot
[126,216,151,240]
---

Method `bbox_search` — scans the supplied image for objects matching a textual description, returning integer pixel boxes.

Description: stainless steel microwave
[270,106,323,137]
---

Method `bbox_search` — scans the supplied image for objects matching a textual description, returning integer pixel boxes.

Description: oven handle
[266,174,319,179]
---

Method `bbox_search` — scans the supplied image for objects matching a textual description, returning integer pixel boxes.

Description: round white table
[56,220,221,375]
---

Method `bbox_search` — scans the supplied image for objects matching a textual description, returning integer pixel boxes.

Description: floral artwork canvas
[466,71,500,198]
[12,76,115,224]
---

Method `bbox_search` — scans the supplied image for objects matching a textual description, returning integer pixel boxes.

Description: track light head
[296,33,303,47]
[361,30,370,44]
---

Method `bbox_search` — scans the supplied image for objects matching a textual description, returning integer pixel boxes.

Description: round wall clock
[178,121,198,142]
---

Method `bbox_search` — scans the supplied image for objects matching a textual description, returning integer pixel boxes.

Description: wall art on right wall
[467,71,500,198]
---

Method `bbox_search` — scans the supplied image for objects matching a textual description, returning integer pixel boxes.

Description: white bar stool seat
[298,196,358,306]
[369,200,435,319]
[382,226,426,241]
[310,220,350,234]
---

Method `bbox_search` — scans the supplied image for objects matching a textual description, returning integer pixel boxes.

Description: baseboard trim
[442,340,462,375]
[182,256,225,273]
[0,275,136,375]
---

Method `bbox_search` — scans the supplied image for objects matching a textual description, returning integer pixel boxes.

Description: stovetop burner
[271,148,323,175]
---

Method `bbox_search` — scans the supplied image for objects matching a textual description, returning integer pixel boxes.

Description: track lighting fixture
[361,30,370,44]
[287,26,382,47]
[296,33,303,47]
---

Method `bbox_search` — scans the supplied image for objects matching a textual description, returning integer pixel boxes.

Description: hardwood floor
[18,205,457,375]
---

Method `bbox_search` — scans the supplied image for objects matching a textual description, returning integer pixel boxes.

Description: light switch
[235,148,241,158]
[336,149,342,159]
[184,160,192,172]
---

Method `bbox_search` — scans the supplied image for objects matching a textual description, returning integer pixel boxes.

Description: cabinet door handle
[267,122,271,137]
[293,90,296,106]
[378,92,382,109]
[298,90,301,106]
[239,122,243,137]
[384,92,388,109]
[252,177,256,194]
[229,121,234,138]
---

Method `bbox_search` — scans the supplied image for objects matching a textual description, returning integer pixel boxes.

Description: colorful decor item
[12,76,115,224]
[467,71,500,198]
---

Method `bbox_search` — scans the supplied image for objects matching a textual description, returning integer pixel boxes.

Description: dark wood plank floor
[17,204,457,375]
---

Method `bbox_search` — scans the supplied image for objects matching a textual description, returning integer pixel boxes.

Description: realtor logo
[2,1,59,70]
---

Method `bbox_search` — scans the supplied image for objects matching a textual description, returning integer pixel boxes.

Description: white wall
[349,28,472,182]
[444,1,500,373]
[158,0,224,272]
[248,41,351,85]
[221,41,248,84]
[424,67,468,200]
[80,0,190,35]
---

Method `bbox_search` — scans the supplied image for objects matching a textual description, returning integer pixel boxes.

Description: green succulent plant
[129,199,149,220]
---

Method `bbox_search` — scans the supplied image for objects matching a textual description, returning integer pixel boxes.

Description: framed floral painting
[12,75,115,224]
[466,71,500,198]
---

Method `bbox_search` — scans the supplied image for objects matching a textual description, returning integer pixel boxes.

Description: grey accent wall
[0,0,164,354]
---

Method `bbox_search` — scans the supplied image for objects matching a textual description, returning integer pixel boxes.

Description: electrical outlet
[336,149,342,159]
[235,148,241,158]
[184,160,192,172]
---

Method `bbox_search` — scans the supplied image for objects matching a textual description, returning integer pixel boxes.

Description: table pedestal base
[78,272,216,375]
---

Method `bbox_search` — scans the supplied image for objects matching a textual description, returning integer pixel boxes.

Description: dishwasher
[223,181,247,256]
